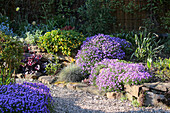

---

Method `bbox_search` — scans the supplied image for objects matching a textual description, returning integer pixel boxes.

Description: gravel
[16,79,170,113]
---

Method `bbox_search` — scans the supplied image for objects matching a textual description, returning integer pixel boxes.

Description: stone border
[38,76,170,108]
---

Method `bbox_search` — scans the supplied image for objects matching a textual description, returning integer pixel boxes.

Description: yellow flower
[16,7,20,12]
[71,58,75,62]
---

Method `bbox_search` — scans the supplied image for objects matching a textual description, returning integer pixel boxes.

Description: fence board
[1,0,167,32]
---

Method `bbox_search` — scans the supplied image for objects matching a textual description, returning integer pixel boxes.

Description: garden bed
[37,75,170,109]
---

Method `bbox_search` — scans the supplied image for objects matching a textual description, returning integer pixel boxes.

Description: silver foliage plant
[57,63,84,82]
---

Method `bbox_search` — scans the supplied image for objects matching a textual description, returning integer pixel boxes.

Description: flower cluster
[89,59,152,92]
[76,34,130,76]
[20,52,46,75]
[0,82,53,113]
[0,22,15,36]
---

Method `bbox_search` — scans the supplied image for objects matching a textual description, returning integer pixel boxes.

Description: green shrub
[131,28,164,62]
[113,28,164,63]
[57,63,84,82]
[24,30,43,45]
[153,57,170,81]
[38,29,85,56]
[77,0,116,36]
[163,34,170,54]
[45,57,61,76]
[0,31,24,84]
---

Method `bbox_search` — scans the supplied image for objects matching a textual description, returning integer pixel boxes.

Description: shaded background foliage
[0,0,169,35]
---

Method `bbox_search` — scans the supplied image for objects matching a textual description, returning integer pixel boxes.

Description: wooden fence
[0,0,167,32]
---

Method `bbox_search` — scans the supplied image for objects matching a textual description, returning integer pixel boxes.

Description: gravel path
[16,79,170,113]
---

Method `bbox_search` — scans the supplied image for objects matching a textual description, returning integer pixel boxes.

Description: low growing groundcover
[0,82,54,113]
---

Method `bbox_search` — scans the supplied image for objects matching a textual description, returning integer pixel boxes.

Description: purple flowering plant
[0,82,54,113]
[76,34,130,76]
[89,59,152,92]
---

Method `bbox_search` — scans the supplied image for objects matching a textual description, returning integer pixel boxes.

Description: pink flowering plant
[76,34,130,76]
[89,59,152,92]
[0,82,54,113]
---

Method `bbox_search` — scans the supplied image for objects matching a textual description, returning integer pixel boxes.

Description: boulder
[125,93,133,101]
[124,84,143,98]
[143,82,169,92]
[144,91,167,107]
[31,72,42,79]
[66,83,77,90]
[12,73,23,79]
[38,76,53,84]
[106,92,123,99]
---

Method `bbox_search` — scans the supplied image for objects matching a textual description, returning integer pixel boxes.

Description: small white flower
[32,21,36,25]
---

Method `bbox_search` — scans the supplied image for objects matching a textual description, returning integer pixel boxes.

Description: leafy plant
[20,52,46,75]
[153,57,170,81]
[77,0,116,36]
[0,13,9,25]
[147,58,153,70]
[141,0,170,32]
[162,33,170,54]
[54,0,77,28]
[38,29,85,56]
[0,22,15,36]
[130,27,164,62]
[45,58,61,76]
[89,59,151,92]
[120,95,128,102]
[0,82,54,112]
[24,30,43,45]
[76,34,130,76]
[0,31,24,82]
[57,63,84,82]
[132,98,140,107]
[0,68,14,85]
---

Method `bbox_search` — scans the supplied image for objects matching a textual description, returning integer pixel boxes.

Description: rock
[141,87,150,91]
[29,79,33,82]
[85,86,106,96]
[38,76,53,84]
[106,92,123,99]
[25,74,33,79]
[57,83,66,88]
[124,84,143,97]
[137,90,145,107]
[62,61,70,66]
[143,82,169,92]
[66,83,77,90]
[125,93,133,101]
[32,72,42,79]
[12,73,23,78]
[56,52,75,63]
[75,83,89,91]
[144,91,167,107]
